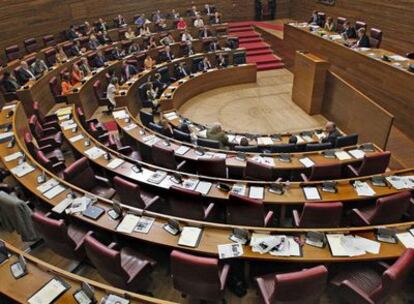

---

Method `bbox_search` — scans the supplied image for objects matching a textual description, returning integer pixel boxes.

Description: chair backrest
[44,48,57,66]
[49,76,61,97]
[298,202,343,228]
[234,145,260,152]
[43,35,56,47]
[151,143,177,169]
[84,235,127,288]
[336,17,347,32]
[317,12,326,26]
[244,159,273,181]
[197,158,226,178]
[169,186,206,220]
[370,249,414,302]
[170,250,221,300]
[335,133,358,148]
[148,122,164,134]
[191,57,203,73]
[357,151,391,176]
[24,38,38,53]
[113,176,146,209]
[305,142,332,152]
[197,137,220,149]
[76,107,87,129]
[173,129,192,142]
[5,45,20,61]
[227,193,265,226]
[158,66,170,83]
[24,131,37,156]
[31,212,81,260]
[93,80,104,100]
[369,191,411,224]
[355,21,367,31]
[28,115,44,139]
[63,157,96,191]
[406,52,414,60]
[309,163,342,181]
[140,109,154,127]
[32,101,46,124]
[36,150,57,173]
[233,51,246,65]
[369,28,383,48]
[269,265,328,304]
[270,143,296,153]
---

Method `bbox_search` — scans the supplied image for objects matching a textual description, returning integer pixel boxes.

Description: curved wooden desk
[0,241,174,304]
[3,102,414,263]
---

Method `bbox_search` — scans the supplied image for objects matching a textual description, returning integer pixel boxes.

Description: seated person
[121,62,138,83]
[308,10,321,26]
[139,25,152,36]
[226,38,238,49]
[88,34,101,50]
[177,17,187,30]
[352,28,370,48]
[79,57,92,75]
[115,14,127,28]
[206,122,228,148]
[169,9,180,20]
[181,30,193,42]
[31,58,48,77]
[135,14,150,27]
[288,135,298,144]
[125,27,136,40]
[204,4,214,16]
[67,25,81,40]
[342,21,357,39]
[153,73,167,91]
[146,82,160,111]
[176,121,191,133]
[209,39,221,52]
[159,45,175,62]
[71,63,84,85]
[1,71,20,93]
[321,121,341,146]
[56,46,69,63]
[189,5,199,16]
[160,33,175,46]
[216,53,227,68]
[93,50,107,68]
[17,61,36,85]
[97,31,112,45]
[199,26,212,39]
[183,40,195,56]
[194,15,205,28]
[159,120,173,137]
[84,21,94,36]
[61,73,72,95]
[146,36,158,50]
[111,46,125,60]
[324,16,335,32]
[210,12,222,25]
[156,18,168,31]
[198,56,212,72]
[128,41,140,54]
[106,77,118,112]
[239,137,249,146]
[144,54,155,70]
[69,40,85,57]
[175,62,190,78]
[96,18,108,32]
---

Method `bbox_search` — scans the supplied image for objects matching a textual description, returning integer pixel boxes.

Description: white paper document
[175,145,191,155]
[0,132,14,142]
[270,236,301,257]
[218,243,244,259]
[180,178,199,191]
[69,134,84,143]
[386,176,414,190]
[249,186,264,200]
[37,179,59,194]
[123,123,137,131]
[84,147,106,160]
[303,187,321,200]
[327,234,366,257]
[52,197,74,214]
[112,110,128,120]
[107,158,124,169]
[231,184,247,196]
[4,152,23,162]
[116,214,140,234]
[295,135,305,144]
[178,227,203,248]
[396,232,414,249]
[28,278,68,304]
[250,234,285,254]
[102,294,130,304]
[335,151,352,160]
[10,162,35,177]
[299,157,315,168]
[134,216,155,234]
[353,181,376,197]
[257,137,273,145]
[43,185,66,199]
[147,170,168,184]
[195,181,212,195]
[348,149,365,159]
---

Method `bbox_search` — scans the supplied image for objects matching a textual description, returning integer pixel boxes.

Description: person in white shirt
[181,30,193,42]
[19,61,36,83]
[125,27,136,40]
[194,15,204,28]
[106,77,118,112]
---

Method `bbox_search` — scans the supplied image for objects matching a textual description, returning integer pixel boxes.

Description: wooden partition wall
[322,72,393,150]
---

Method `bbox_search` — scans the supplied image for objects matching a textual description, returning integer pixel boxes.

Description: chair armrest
[118,146,132,155]
[300,173,309,182]
[375,261,390,271]
[350,208,371,226]
[145,195,160,210]
[108,242,120,250]
[95,175,111,187]
[98,132,109,142]
[204,202,215,219]
[264,210,274,227]
[43,121,60,130]
[86,118,99,125]
[38,137,59,148]
[52,162,66,172]
[219,263,230,290]
[44,113,59,123]
[347,164,359,177]
[42,126,58,136]
[176,160,186,170]
[292,209,301,227]
[338,280,374,304]
[39,144,56,154]
[0,183,13,193]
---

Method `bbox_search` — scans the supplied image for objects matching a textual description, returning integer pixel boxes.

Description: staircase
[228,22,284,71]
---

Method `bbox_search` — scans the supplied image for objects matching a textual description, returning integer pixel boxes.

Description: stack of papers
[164,112,179,120]
[335,151,352,160]
[43,185,66,199]
[10,162,35,177]
[299,157,315,168]
[28,277,69,304]
[227,134,244,145]
[386,176,414,190]
[348,149,365,159]
[231,184,247,196]
[195,181,212,195]
[107,158,124,169]
[218,243,244,259]
[180,178,199,191]
[270,236,301,257]
[69,134,84,143]
[84,147,106,160]
[55,107,72,117]
[116,214,140,233]
[102,295,130,304]
[302,134,314,142]
[123,123,137,131]
[315,132,326,140]
[353,181,376,197]
[134,216,155,234]
[0,132,14,143]
[249,186,264,200]
[295,135,305,144]
[175,146,190,155]
[396,232,414,248]
[112,110,128,120]
[4,152,23,162]
[257,137,273,145]
[147,171,167,184]
[143,136,160,146]
[250,234,286,254]
[52,197,74,214]
[37,179,59,193]
[60,119,76,130]
[251,156,274,166]
[303,187,321,200]
[178,227,203,248]
[389,55,408,62]
[327,234,380,257]
[66,197,92,214]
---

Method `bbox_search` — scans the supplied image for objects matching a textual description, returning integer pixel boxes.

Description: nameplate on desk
[106,158,124,169]
[28,277,70,304]
[37,179,59,194]
[249,186,264,200]
[10,162,35,177]
[43,185,66,199]
[69,134,84,143]
[299,157,315,168]
[84,147,106,160]
[123,123,137,131]
[0,131,14,143]
[4,151,23,162]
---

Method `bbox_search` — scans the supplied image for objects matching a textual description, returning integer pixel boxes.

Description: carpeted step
[229,26,252,33]
[230,31,261,38]
[228,21,254,28]
[239,37,264,44]
[239,41,270,51]
[257,62,285,71]
[247,49,273,56]
[247,54,282,64]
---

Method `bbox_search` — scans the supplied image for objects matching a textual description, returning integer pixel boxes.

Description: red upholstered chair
[347,151,391,177]
[93,80,112,110]
[301,162,342,182]
[317,12,326,26]
[63,157,116,199]
[23,38,39,53]
[5,45,20,61]
[76,107,101,131]
[43,35,56,47]
[355,21,367,31]
[227,193,274,227]
[350,191,411,226]
[331,249,414,304]
[113,176,159,210]
[292,202,343,228]
[336,17,347,33]
[151,143,186,170]
[31,212,87,261]
[84,233,156,291]
[169,186,216,221]
[33,102,59,129]
[171,250,230,302]
[369,28,383,48]
[197,158,227,178]
[244,159,274,181]
[255,265,328,304]
[44,48,57,66]
[49,76,67,103]
[23,131,63,162]
[29,115,63,147]
[36,150,66,177]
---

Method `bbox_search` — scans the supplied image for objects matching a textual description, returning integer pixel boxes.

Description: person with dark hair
[1,71,20,93]
[321,121,341,146]
[255,0,263,21]
[268,0,276,20]
[61,73,72,95]
[106,77,118,112]
[239,137,249,146]
[177,122,191,133]
[159,120,173,137]
[288,135,298,144]
[352,28,370,48]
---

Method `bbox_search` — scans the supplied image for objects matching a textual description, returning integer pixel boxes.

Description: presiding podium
[292,51,329,115]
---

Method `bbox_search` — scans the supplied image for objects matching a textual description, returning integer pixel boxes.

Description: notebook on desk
[178,227,203,248]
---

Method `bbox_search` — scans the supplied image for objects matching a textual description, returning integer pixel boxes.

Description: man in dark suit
[1,71,20,93]
[93,51,106,68]
[67,25,80,40]
[153,73,167,92]
[268,0,276,20]
[88,35,101,50]
[175,62,190,79]
[121,62,138,83]
[199,26,212,39]
[255,0,262,21]
[209,40,221,52]
[226,38,238,49]
[342,21,357,39]
[159,45,175,62]
[17,61,36,85]
[198,56,212,72]
[96,18,108,32]
[115,14,127,28]
[204,4,215,15]
[352,28,371,48]
[308,10,322,26]
[31,58,48,77]
[111,46,125,60]
[321,121,341,146]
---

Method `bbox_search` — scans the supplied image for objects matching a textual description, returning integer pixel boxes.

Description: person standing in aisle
[255,0,263,21]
